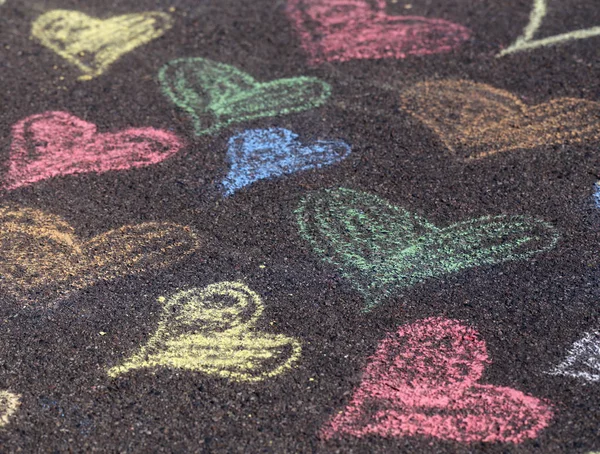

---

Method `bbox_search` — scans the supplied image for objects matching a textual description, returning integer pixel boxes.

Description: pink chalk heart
[4,111,183,190]
[287,0,471,64]
[321,318,553,444]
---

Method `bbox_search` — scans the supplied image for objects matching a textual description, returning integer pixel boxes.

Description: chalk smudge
[0,391,20,427]
[398,80,600,159]
[321,317,554,443]
[0,206,201,306]
[158,58,331,136]
[296,188,559,311]
[107,282,302,382]
[287,0,470,64]
[4,111,182,191]
[222,128,350,196]
[32,10,173,80]
[593,182,600,208]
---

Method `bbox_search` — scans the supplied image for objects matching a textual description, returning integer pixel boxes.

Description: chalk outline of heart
[0,206,201,305]
[158,58,332,136]
[321,317,554,443]
[107,281,302,382]
[296,188,559,311]
[397,79,600,159]
[498,0,600,56]
[4,110,183,191]
[287,0,471,64]
[32,10,173,80]
[222,127,351,196]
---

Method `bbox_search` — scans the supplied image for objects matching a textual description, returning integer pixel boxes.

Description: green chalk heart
[296,188,559,311]
[158,58,331,135]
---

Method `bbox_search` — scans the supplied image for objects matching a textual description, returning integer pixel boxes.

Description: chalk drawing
[0,206,200,305]
[547,330,600,382]
[108,282,301,381]
[158,58,331,136]
[3,111,182,191]
[286,0,470,64]
[0,391,20,427]
[32,10,173,80]
[296,188,559,311]
[321,317,553,443]
[222,128,350,196]
[593,182,600,208]
[498,0,600,56]
[398,80,600,159]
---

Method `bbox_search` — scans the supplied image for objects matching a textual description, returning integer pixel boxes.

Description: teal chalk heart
[296,188,559,311]
[158,58,331,136]
[222,128,351,196]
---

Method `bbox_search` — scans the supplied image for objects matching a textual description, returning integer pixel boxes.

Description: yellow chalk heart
[107,282,302,382]
[32,10,173,80]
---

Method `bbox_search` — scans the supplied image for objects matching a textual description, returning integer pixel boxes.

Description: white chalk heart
[498,0,600,56]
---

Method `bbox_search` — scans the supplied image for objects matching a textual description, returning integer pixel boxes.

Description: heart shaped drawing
[222,128,350,196]
[321,317,554,443]
[296,188,559,311]
[3,111,183,191]
[32,10,173,80]
[398,80,600,159]
[0,206,201,305]
[286,0,470,64]
[547,330,600,382]
[108,282,302,382]
[498,0,600,56]
[158,58,331,136]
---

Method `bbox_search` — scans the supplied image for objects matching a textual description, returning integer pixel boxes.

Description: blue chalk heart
[222,128,350,196]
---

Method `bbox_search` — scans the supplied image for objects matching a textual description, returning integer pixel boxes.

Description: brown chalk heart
[0,206,200,305]
[398,80,600,159]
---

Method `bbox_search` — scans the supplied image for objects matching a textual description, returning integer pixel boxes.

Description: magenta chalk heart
[3,111,182,190]
[321,318,553,444]
[287,0,471,64]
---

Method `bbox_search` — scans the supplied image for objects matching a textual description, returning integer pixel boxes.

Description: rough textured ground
[0,0,599,452]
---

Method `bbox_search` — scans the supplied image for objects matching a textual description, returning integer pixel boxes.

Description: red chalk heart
[287,0,471,64]
[321,318,553,444]
[4,111,182,190]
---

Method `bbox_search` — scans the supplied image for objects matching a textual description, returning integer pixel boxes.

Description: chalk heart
[548,330,600,383]
[399,80,600,159]
[222,128,351,195]
[158,58,331,136]
[4,111,182,191]
[321,317,554,443]
[498,0,600,56]
[0,206,200,305]
[287,0,470,64]
[296,188,558,311]
[32,10,173,80]
[107,282,302,382]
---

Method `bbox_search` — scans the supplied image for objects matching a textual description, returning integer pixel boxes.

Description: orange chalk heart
[398,80,600,159]
[0,206,200,305]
